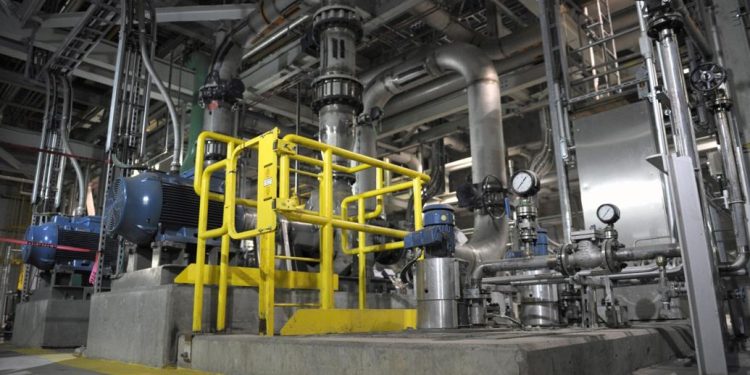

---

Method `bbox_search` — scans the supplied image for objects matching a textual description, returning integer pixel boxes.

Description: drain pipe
[60,76,86,216]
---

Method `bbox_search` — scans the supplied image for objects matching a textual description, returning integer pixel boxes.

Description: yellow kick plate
[175,264,338,290]
[281,309,417,335]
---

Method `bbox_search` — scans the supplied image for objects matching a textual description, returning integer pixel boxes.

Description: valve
[690,63,727,93]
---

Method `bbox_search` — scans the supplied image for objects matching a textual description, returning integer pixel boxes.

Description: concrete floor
[0,342,211,375]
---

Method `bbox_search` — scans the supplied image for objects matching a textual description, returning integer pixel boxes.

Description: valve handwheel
[690,63,727,92]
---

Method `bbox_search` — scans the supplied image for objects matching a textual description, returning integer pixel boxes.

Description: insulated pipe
[138,2,181,173]
[60,77,86,216]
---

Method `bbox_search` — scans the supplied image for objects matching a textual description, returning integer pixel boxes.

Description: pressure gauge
[596,203,621,225]
[510,170,540,197]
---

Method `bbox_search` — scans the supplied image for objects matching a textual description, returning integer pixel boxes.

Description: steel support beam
[668,155,728,374]
[0,125,102,160]
[40,4,257,29]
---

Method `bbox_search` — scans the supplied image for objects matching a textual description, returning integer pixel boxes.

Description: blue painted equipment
[404,204,456,257]
[104,171,224,246]
[22,215,101,271]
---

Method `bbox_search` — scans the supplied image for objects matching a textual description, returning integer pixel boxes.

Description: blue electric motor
[105,171,225,246]
[404,204,456,257]
[22,215,102,271]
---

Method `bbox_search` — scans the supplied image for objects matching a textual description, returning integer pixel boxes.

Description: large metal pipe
[382,48,542,121]
[658,29,700,168]
[60,77,86,216]
[433,44,510,267]
[361,43,510,268]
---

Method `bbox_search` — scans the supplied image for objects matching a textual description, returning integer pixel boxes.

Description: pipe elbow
[431,43,497,85]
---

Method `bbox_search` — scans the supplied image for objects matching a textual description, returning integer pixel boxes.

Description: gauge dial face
[596,203,620,224]
[511,170,539,196]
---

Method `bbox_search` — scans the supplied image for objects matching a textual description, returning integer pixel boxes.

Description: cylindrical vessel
[416,257,461,329]
[519,270,559,326]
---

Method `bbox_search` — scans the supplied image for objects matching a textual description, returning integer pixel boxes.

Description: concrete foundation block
[186,323,694,375]
[11,299,90,348]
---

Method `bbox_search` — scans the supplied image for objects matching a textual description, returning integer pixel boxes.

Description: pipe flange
[557,243,576,276]
[311,75,363,113]
[647,12,683,39]
[516,204,537,219]
[603,239,623,273]
[712,96,733,111]
[312,5,363,43]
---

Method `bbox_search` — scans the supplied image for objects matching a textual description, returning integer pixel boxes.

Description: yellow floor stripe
[4,344,215,375]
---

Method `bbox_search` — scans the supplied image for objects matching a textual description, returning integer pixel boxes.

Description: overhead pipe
[60,76,86,216]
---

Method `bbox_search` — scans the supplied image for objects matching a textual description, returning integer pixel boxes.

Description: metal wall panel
[574,101,670,248]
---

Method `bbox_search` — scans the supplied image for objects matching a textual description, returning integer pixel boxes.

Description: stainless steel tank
[519,270,559,326]
[416,257,461,329]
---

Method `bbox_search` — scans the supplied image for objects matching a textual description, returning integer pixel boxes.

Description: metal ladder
[37,0,120,78]
[581,0,621,94]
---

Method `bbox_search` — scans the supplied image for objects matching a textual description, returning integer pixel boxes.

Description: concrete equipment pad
[186,323,694,375]
[12,299,90,348]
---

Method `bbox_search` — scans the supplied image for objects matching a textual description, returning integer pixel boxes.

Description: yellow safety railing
[192,128,429,336]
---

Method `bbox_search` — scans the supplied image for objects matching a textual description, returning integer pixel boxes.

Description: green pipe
[181,51,209,173]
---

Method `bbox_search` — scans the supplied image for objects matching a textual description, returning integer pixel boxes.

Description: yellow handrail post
[256,131,280,336]
[217,143,238,332]
[320,149,334,310]
[217,234,231,331]
[358,197,366,310]
[192,237,206,332]
[412,179,424,231]
[192,163,223,333]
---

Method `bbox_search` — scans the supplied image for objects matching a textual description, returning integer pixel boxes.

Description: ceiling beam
[0,125,103,160]
[40,4,257,29]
